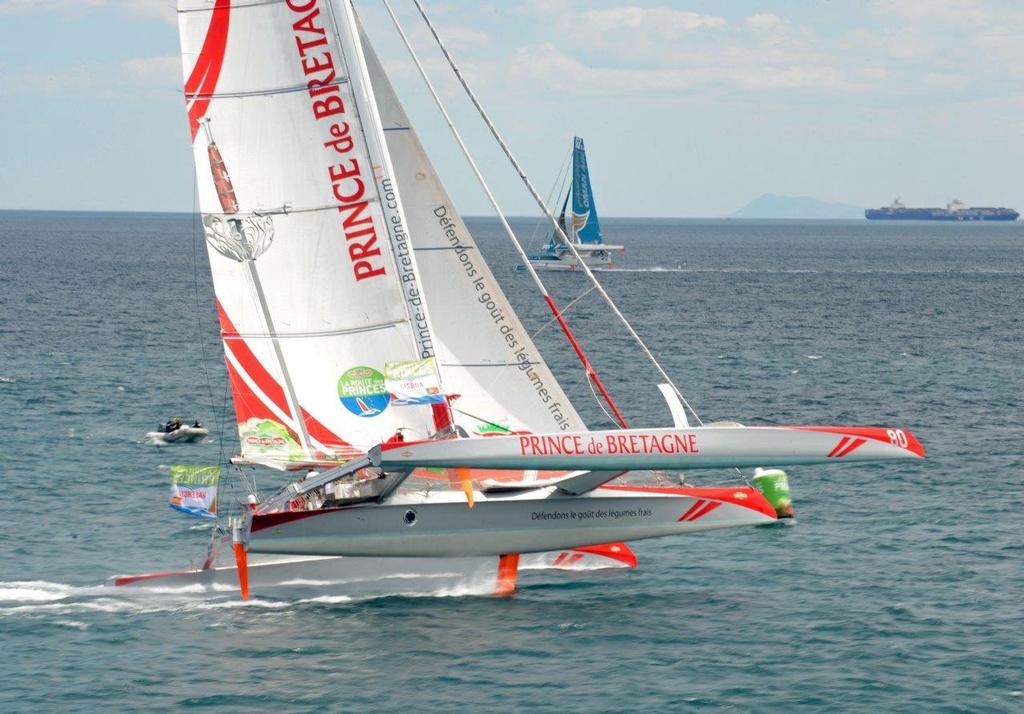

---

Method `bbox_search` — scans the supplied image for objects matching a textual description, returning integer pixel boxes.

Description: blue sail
[571,136,602,244]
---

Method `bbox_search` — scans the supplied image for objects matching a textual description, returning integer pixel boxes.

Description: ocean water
[1,211,1021,712]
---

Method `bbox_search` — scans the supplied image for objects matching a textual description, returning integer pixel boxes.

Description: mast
[199,118,313,453]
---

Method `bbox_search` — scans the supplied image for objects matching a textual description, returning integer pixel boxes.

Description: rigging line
[217,363,232,477]
[409,0,703,427]
[233,463,258,502]
[450,407,513,434]
[188,110,240,497]
[190,167,237,484]
[528,286,595,341]
[382,0,628,429]
[526,146,572,249]
[585,360,621,428]
[190,176,217,419]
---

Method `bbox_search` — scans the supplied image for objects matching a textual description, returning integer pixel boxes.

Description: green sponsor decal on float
[752,468,793,518]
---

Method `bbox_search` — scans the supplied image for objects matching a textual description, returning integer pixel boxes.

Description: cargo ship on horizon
[865,198,1018,221]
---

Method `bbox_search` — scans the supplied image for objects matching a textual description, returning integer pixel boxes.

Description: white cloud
[434,25,490,49]
[0,0,103,12]
[869,0,994,25]
[2,54,182,96]
[746,13,786,30]
[121,55,181,85]
[573,6,727,36]
[0,0,174,24]
[494,5,871,96]
[925,72,969,91]
[508,43,867,95]
[862,0,1024,89]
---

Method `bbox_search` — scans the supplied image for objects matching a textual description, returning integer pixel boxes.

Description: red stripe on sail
[225,357,271,423]
[185,0,231,139]
[217,303,292,420]
[224,359,300,443]
[217,300,355,453]
[827,437,851,458]
[300,406,357,453]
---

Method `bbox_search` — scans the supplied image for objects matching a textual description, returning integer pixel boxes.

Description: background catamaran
[114,0,923,599]
[522,137,625,272]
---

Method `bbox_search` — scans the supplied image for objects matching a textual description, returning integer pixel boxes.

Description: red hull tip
[572,542,639,568]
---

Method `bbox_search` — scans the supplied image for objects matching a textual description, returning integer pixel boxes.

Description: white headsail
[179,0,447,466]
[360,25,587,437]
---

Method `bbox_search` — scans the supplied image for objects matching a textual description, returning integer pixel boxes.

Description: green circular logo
[337,366,391,417]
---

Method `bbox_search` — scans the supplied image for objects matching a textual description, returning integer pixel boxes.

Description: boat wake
[0,575,501,619]
[590,266,691,273]
[604,267,1024,275]
[0,580,80,603]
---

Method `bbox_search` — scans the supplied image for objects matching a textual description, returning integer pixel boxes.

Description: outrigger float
[113,0,922,599]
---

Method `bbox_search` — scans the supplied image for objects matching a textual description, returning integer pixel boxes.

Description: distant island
[730,194,864,219]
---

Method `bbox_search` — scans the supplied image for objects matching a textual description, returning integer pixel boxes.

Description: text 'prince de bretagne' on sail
[289,0,388,283]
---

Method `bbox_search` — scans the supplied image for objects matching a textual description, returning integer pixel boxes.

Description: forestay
[361,24,587,436]
[179,0,445,466]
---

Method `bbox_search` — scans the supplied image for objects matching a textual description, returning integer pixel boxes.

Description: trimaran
[522,136,625,272]
[114,0,923,599]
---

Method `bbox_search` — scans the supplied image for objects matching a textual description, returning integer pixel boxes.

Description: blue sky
[1,0,1022,216]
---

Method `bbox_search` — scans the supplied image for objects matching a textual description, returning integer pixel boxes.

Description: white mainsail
[179,0,447,466]
[360,25,587,437]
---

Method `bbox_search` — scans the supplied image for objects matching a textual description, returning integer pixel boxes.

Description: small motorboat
[146,418,209,444]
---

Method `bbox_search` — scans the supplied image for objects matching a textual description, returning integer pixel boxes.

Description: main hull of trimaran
[111,548,637,599]
[247,485,776,558]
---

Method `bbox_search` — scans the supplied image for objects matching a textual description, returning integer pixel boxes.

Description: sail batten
[186,78,352,101]
[226,320,405,339]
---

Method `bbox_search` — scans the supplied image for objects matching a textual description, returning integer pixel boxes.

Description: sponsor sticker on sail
[386,358,445,406]
[169,465,220,519]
